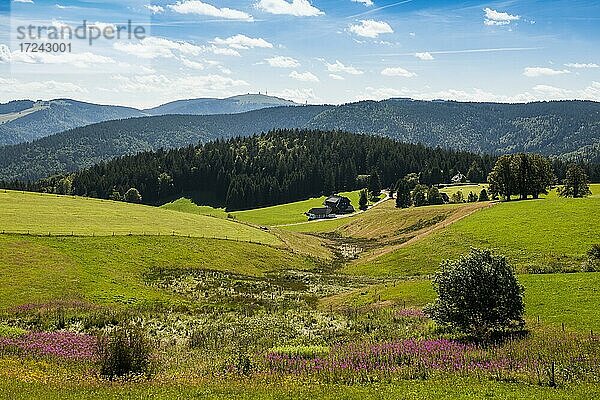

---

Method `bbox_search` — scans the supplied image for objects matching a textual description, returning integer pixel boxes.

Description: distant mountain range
[0,94,299,146]
[0,99,598,182]
[144,94,298,116]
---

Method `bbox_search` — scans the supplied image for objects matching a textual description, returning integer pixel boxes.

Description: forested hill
[304,100,600,159]
[0,99,599,181]
[0,105,328,181]
[0,94,300,146]
[67,130,496,210]
[0,99,146,145]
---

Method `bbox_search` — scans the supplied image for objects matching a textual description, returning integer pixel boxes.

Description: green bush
[425,248,525,338]
[98,326,154,380]
[478,189,489,202]
[588,244,600,261]
[270,345,329,359]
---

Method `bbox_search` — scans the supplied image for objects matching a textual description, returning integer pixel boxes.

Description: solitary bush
[588,244,600,261]
[425,248,525,338]
[98,326,153,379]
[584,244,600,272]
[124,188,142,204]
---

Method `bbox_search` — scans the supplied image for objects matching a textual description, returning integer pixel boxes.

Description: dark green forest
[65,130,495,210]
[0,99,598,182]
[0,106,327,181]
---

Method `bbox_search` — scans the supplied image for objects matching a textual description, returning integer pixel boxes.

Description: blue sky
[1,0,599,107]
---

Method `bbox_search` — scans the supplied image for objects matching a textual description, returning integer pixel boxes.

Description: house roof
[307,207,331,215]
[325,195,350,203]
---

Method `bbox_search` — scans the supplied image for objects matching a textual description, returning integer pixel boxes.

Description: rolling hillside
[0,190,280,245]
[0,99,146,146]
[0,107,328,181]
[344,185,600,276]
[0,99,599,181]
[145,94,298,115]
[0,94,299,147]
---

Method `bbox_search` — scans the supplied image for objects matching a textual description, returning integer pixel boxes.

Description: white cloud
[212,34,273,50]
[326,60,363,75]
[145,5,165,14]
[349,19,393,38]
[532,85,571,98]
[113,74,249,96]
[0,78,87,100]
[532,82,600,101]
[11,51,115,68]
[181,58,204,70]
[381,67,417,78]
[289,70,319,82]
[352,0,373,6]
[329,74,345,80]
[523,67,571,77]
[0,45,11,63]
[265,55,300,68]
[208,46,241,56]
[565,63,599,69]
[113,37,238,59]
[357,82,600,103]
[13,0,34,3]
[484,8,520,26]
[89,22,117,32]
[114,37,202,59]
[217,65,232,75]
[357,87,410,101]
[51,20,71,30]
[272,88,318,103]
[168,1,253,21]
[255,0,323,16]
[415,52,434,61]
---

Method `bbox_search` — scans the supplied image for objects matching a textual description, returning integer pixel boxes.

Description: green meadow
[162,190,363,226]
[2,377,599,400]
[0,190,280,245]
[344,185,600,276]
[1,185,600,398]
[320,272,600,333]
[0,235,316,309]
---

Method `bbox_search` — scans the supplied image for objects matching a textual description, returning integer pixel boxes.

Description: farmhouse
[305,207,333,220]
[305,195,355,221]
[324,195,355,214]
[451,172,467,184]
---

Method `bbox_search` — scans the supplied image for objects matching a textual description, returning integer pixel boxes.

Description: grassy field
[439,184,487,197]
[344,185,600,276]
[0,234,317,309]
[163,191,363,226]
[1,186,600,398]
[161,198,229,218]
[320,272,600,332]
[2,377,599,400]
[0,190,280,245]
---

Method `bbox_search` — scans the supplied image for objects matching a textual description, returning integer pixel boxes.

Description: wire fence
[0,230,269,245]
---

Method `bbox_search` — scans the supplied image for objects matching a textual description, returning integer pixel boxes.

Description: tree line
[1,130,595,211]
[3,130,496,211]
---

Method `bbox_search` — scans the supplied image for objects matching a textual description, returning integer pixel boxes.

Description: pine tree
[559,164,592,198]
[359,189,369,211]
[395,179,412,208]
